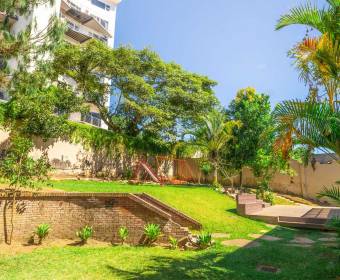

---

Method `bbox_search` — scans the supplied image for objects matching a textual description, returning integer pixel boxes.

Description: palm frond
[273,100,340,157]
[276,2,327,33]
[317,185,340,203]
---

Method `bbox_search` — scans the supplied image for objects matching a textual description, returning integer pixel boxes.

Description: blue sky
[115,0,325,107]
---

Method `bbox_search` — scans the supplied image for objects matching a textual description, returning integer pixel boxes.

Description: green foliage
[197,232,212,249]
[199,161,213,176]
[317,182,340,204]
[0,135,50,190]
[256,181,275,204]
[224,87,273,185]
[191,110,241,185]
[118,226,129,245]
[53,40,219,154]
[275,0,339,41]
[143,223,162,245]
[76,226,93,244]
[275,1,339,156]
[34,224,50,244]
[168,236,178,250]
[273,101,340,158]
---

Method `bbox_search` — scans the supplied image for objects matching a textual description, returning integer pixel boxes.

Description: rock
[177,237,189,248]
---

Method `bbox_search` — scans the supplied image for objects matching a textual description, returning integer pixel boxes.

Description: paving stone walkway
[249,234,282,241]
[221,239,260,248]
[212,233,230,239]
[290,236,315,244]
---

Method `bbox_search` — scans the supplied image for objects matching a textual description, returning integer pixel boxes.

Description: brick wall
[0,192,190,244]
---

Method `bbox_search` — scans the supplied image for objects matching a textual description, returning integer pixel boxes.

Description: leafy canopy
[53,40,219,154]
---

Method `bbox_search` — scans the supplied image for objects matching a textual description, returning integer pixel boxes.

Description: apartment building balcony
[61,0,111,41]
[0,12,18,27]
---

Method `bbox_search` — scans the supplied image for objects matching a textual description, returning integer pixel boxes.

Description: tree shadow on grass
[105,236,340,280]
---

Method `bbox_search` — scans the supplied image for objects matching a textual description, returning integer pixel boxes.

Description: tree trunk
[239,169,243,188]
[8,191,16,245]
[213,160,218,186]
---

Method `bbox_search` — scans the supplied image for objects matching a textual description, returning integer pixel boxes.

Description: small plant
[169,236,178,249]
[118,226,129,245]
[144,223,162,245]
[200,161,212,176]
[35,224,50,244]
[256,181,274,204]
[197,232,212,249]
[76,226,93,244]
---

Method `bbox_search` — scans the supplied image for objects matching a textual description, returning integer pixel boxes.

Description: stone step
[238,202,263,215]
[279,216,327,225]
[278,221,326,230]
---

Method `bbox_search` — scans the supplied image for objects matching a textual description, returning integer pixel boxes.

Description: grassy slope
[50,180,267,238]
[0,180,338,279]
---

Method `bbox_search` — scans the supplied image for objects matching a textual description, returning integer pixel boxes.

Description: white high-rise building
[1,0,121,129]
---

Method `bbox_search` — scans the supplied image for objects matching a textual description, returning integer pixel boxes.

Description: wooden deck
[236,194,340,229]
[250,205,340,229]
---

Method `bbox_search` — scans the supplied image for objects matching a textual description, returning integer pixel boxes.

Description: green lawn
[50,180,268,238]
[0,180,338,279]
[0,239,338,279]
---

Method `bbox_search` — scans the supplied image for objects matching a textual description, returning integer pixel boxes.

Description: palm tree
[275,0,340,202]
[276,0,339,108]
[192,110,241,186]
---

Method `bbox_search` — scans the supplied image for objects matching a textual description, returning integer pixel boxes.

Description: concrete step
[238,202,263,215]
[279,216,327,225]
[278,221,326,230]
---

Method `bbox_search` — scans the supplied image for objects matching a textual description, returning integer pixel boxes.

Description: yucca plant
[118,226,129,245]
[197,232,212,249]
[35,224,50,245]
[143,223,162,245]
[76,226,93,244]
[169,236,178,250]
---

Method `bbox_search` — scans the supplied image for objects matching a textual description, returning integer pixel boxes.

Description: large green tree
[53,40,218,154]
[0,0,82,244]
[223,87,272,186]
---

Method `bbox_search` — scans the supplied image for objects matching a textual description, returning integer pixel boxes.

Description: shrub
[169,236,178,249]
[197,232,212,249]
[76,226,93,244]
[144,223,162,245]
[256,181,275,204]
[118,226,129,245]
[35,224,50,244]
[200,161,212,176]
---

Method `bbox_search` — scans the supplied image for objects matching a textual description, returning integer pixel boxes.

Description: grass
[49,180,268,238]
[0,239,338,279]
[0,180,338,279]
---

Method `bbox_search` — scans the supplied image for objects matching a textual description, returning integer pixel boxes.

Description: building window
[90,14,109,29]
[81,112,102,127]
[91,0,110,11]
